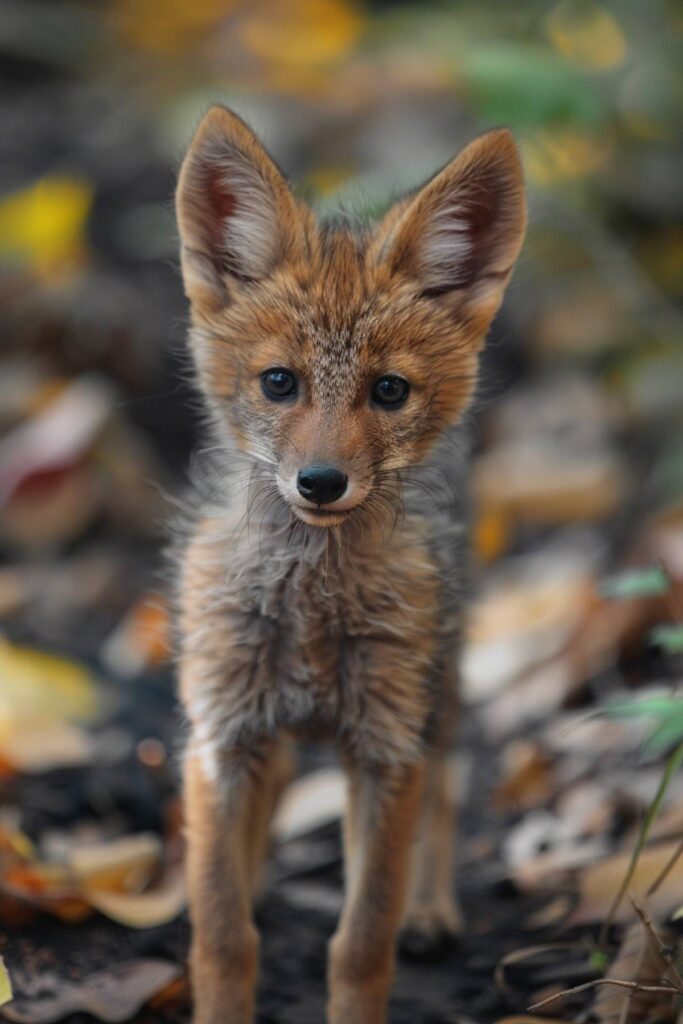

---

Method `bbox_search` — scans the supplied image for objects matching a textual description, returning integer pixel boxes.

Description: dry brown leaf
[492,741,555,811]
[495,1018,566,1023]
[0,827,179,928]
[475,443,628,524]
[574,840,683,924]
[100,594,171,677]
[463,559,594,704]
[2,959,180,1023]
[0,720,93,774]
[592,918,679,1022]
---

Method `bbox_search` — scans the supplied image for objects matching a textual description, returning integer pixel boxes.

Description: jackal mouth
[291,505,351,528]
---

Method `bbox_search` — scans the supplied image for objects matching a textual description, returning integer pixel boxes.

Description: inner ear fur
[374,129,526,330]
[176,105,311,317]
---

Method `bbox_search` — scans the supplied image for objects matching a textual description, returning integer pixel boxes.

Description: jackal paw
[399,900,463,958]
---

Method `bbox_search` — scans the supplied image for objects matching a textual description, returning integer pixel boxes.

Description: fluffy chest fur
[178,430,469,776]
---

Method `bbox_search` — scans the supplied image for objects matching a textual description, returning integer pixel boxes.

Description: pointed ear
[176,106,308,316]
[377,129,526,333]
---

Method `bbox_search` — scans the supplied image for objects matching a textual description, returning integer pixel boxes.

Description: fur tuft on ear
[378,129,526,327]
[176,106,307,315]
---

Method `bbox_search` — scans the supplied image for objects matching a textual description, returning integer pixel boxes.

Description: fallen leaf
[85,864,186,928]
[475,442,627,524]
[0,176,92,282]
[0,720,93,774]
[100,595,171,677]
[68,833,161,892]
[463,547,595,703]
[0,828,176,927]
[505,810,607,882]
[238,0,363,72]
[492,741,555,811]
[574,839,683,924]
[273,768,346,840]
[482,659,574,739]
[0,377,116,549]
[2,959,180,1023]
[495,1018,566,1023]
[0,639,100,774]
[651,623,683,653]
[592,918,679,1022]
[0,958,12,1007]
[544,1,626,71]
[600,565,670,599]
[0,639,98,724]
[0,377,114,510]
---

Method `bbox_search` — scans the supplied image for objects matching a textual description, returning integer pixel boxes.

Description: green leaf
[604,694,683,720]
[461,44,605,127]
[600,565,670,600]
[589,949,608,971]
[651,624,683,654]
[646,714,683,754]
[603,694,683,753]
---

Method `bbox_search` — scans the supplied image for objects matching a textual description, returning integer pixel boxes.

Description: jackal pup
[175,106,526,1024]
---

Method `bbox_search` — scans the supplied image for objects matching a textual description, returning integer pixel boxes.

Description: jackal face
[176,107,526,528]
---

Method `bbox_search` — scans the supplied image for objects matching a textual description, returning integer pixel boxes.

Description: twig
[528,978,681,1012]
[629,896,683,990]
[617,980,634,1024]
[599,739,683,945]
[646,832,683,898]
[494,942,583,994]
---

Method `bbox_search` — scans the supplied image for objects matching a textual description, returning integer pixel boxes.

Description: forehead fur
[194,219,478,413]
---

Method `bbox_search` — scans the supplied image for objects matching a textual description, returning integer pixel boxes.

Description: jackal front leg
[184,745,272,1024]
[328,759,426,1024]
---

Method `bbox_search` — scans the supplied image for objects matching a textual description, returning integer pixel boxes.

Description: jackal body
[175,106,525,1024]
[181,428,469,778]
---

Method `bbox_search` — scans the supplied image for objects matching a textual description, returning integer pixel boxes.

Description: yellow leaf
[0,176,92,282]
[545,1,627,71]
[474,505,510,563]
[111,0,237,54]
[305,164,356,197]
[0,956,11,1007]
[524,129,613,186]
[0,638,99,726]
[239,0,364,71]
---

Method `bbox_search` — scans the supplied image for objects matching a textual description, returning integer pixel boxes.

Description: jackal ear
[176,106,307,316]
[377,129,526,330]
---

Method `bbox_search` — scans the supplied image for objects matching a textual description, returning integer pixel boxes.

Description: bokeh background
[0,2,681,1022]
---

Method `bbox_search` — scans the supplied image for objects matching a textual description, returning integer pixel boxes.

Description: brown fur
[175,105,526,1023]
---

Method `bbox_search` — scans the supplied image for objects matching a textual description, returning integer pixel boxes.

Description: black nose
[297,465,348,505]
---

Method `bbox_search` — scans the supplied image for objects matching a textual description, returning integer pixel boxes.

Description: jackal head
[176,106,525,529]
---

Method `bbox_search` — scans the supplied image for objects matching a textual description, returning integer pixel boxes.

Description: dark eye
[372,374,409,408]
[262,368,297,400]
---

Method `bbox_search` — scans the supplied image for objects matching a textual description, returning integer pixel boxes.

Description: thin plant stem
[599,740,683,946]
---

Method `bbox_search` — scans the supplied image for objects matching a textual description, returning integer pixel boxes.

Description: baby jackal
[175,106,526,1024]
